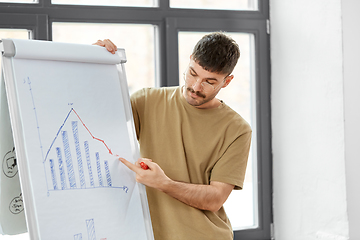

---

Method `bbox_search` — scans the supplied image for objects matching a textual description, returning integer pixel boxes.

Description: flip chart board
[0,62,27,235]
[0,39,154,240]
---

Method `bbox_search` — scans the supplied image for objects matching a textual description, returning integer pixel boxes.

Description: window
[0,1,271,239]
[0,29,29,39]
[52,0,155,8]
[0,29,30,67]
[170,0,258,11]
[52,22,156,94]
[0,0,37,3]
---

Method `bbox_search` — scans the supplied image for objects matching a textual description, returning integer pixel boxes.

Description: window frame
[0,13,48,40]
[0,1,272,239]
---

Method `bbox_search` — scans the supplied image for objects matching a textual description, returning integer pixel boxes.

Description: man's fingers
[92,39,117,54]
[103,39,117,54]
[136,158,153,170]
[92,40,105,46]
[137,158,152,164]
[105,39,116,48]
[119,158,139,173]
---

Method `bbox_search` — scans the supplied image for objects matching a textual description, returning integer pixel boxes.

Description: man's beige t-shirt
[130,86,252,240]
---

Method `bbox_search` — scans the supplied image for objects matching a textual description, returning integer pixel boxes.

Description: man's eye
[206,81,216,85]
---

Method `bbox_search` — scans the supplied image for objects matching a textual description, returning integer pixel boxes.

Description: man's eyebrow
[204,77,219,82]
[189,66,197,74]
[189,66,219,82]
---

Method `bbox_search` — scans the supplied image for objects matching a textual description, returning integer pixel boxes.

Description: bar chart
[73,218,103,240]
[42,108,128,193]
[18,66,148,239]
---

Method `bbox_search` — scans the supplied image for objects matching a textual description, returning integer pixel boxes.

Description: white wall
[342,0,360,239]
[270,1,349,239]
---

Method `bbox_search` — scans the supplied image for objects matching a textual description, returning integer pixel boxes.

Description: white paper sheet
[1,39,153,240]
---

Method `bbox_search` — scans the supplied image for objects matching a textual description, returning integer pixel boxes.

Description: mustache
[187,87,206,98]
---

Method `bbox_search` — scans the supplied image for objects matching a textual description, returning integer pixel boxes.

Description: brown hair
[191,32,240,75]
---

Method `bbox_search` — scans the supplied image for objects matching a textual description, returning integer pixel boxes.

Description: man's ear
[222,75,234,88]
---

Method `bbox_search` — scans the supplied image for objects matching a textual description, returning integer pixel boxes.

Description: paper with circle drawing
[0,69,27,235]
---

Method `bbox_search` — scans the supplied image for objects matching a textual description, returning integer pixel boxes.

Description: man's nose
[192,79,203,92]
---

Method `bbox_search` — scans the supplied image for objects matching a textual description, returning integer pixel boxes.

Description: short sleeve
[130,88,146,140]
[210,131,252,190]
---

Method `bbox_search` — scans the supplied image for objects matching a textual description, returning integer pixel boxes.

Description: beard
[183,86,217,108]
[182,85,222,109]
[186,86,206,99]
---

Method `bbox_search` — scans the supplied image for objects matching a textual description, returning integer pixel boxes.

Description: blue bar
[95,152,103,187]
[72,121,85,188]
[56,147,67,190]
[74,233,82,240]
[62,130,76,188]
[84,141,95,187]
[49,159,58,190]
[86,219,96,240]
[104,160,112,187]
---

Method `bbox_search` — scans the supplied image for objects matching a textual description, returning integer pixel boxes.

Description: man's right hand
[93,39,117,54]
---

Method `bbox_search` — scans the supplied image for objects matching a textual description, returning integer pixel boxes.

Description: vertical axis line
[27,77,44,160]
[27,77,50,193]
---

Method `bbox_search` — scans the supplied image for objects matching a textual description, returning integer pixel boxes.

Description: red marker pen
[140,162,149,170]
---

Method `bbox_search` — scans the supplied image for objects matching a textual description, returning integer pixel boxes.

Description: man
[95,32,252,240]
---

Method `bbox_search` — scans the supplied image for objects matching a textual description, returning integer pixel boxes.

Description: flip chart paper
[0,39,153,240]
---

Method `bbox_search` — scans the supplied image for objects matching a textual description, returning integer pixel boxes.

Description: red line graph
[71,108,114,156]
[43,107,119,163]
